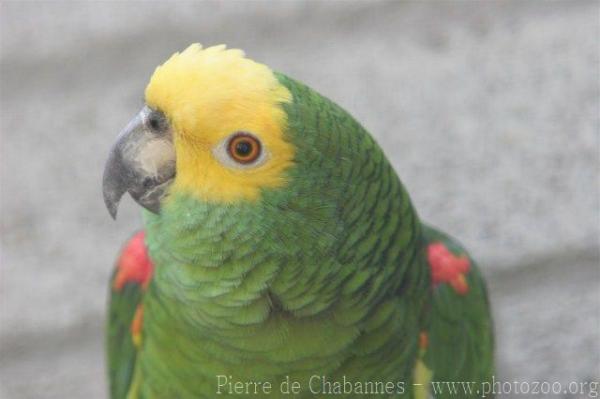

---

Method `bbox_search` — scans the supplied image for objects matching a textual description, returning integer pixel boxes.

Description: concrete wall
[1,1,598,398]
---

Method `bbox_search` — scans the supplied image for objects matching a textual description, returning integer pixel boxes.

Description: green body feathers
[107,74,494,398]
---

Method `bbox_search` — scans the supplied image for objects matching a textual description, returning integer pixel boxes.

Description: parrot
[102,44,494,399]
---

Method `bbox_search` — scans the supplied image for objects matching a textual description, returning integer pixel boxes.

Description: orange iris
[227,133,261,164]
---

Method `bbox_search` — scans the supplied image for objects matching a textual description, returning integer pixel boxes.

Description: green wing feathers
[106,231,153,399]
[107,279,143,399]
[421,225,495,398]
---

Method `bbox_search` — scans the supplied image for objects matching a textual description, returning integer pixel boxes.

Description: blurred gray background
[1,1,599,398]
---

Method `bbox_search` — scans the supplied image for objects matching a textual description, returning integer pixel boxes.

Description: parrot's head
[103,44,414,275]
[103,44,417,312]
[103,44,297,217]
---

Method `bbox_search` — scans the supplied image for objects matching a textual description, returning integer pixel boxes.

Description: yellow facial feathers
[145,44,294,203]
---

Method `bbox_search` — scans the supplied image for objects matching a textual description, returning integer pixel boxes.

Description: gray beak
[102,106,176,219]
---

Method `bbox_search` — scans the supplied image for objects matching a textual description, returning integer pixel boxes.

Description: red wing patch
[427,242,470,295]
[419,331,429,350]
[113,231,154,291]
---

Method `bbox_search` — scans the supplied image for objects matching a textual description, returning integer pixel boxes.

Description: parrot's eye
[227,133,262,164]
[212,131,267,169]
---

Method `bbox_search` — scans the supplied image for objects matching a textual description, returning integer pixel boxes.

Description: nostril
[149,116,160,130]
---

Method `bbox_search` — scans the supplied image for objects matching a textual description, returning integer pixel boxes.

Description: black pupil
[235,140,253,157]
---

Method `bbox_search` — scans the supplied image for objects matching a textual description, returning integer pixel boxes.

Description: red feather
[113,231,154,291]
[427,242,471,295]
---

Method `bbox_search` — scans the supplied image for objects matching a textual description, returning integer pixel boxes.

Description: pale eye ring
[212,132,268,169]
